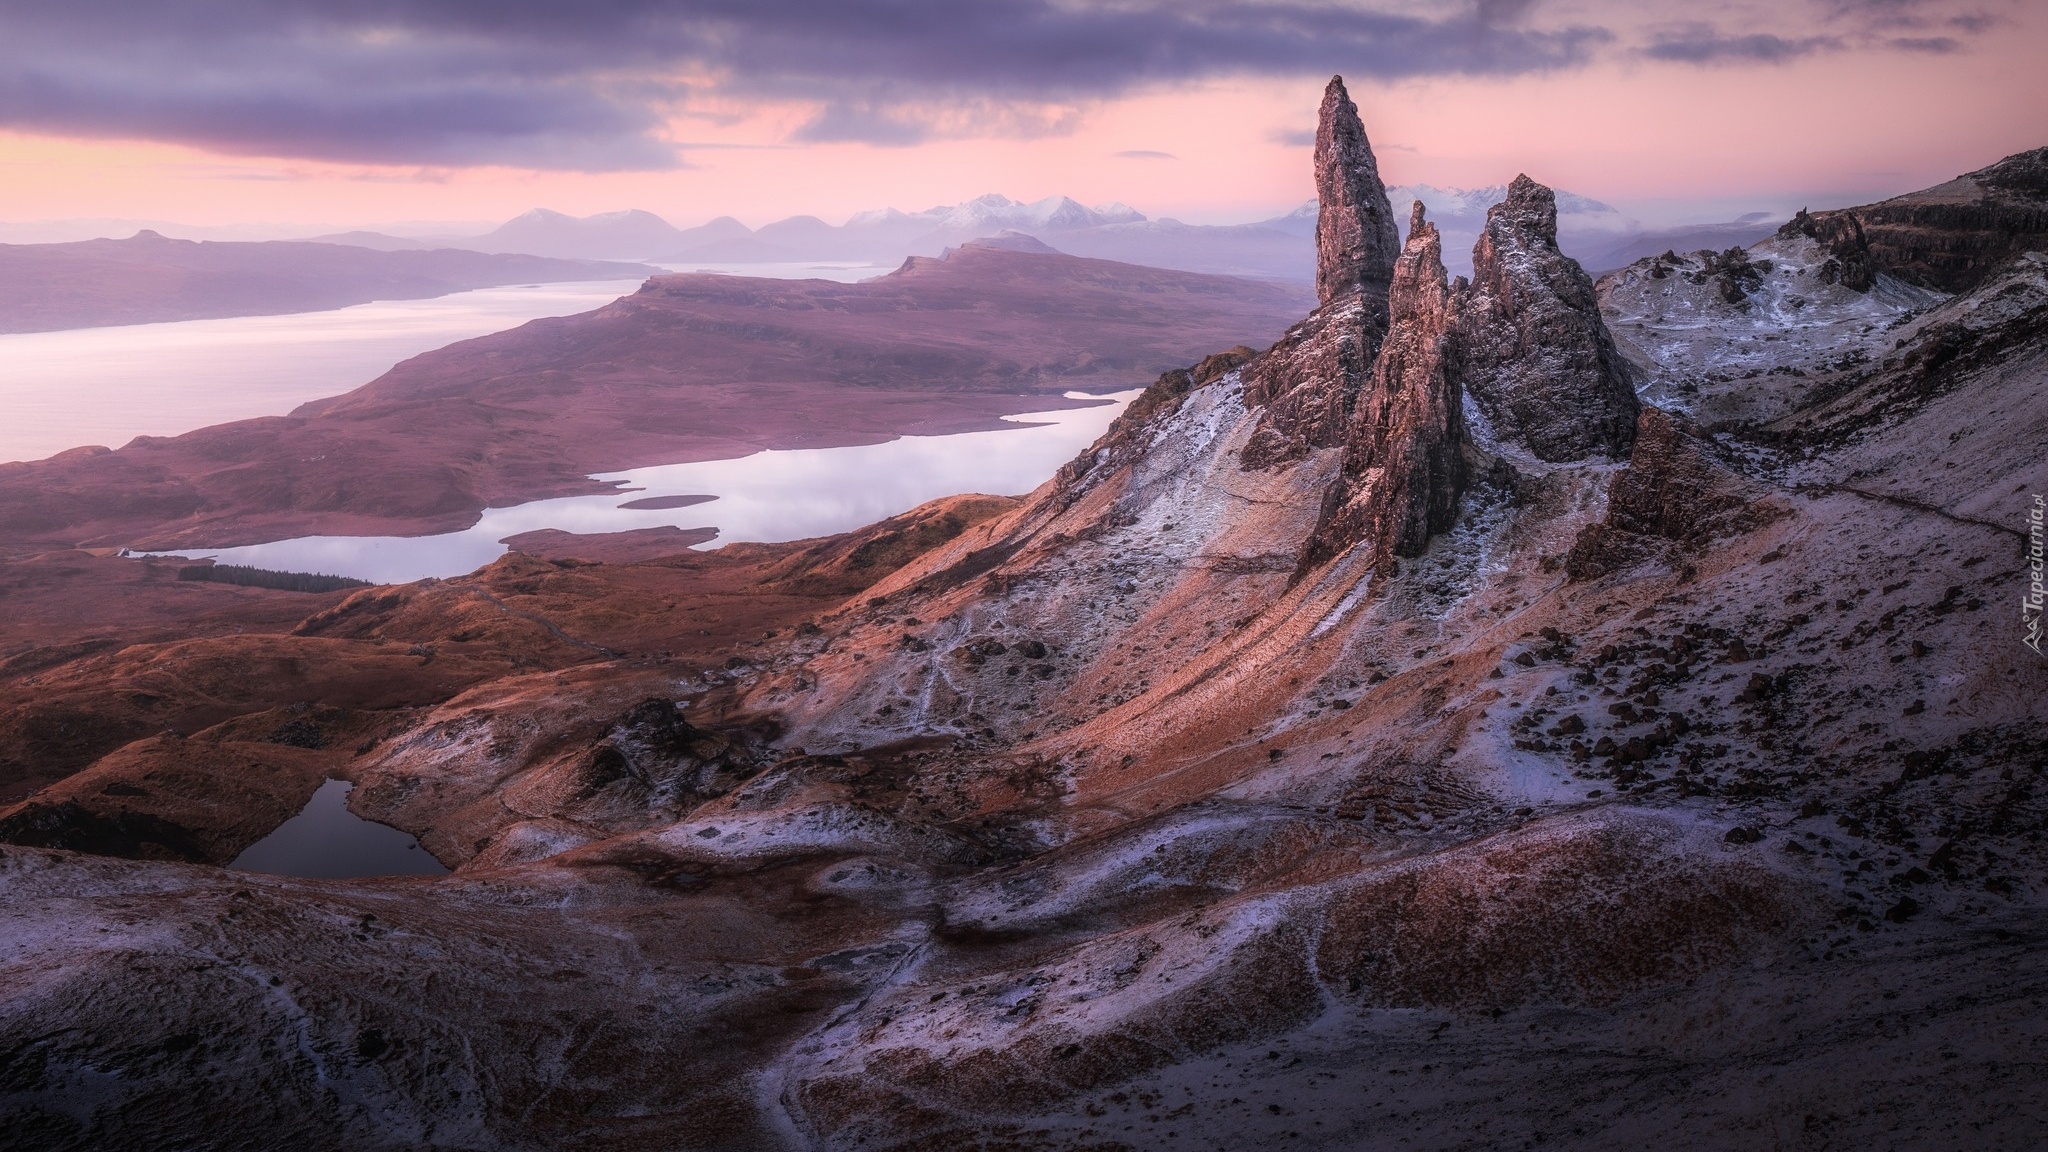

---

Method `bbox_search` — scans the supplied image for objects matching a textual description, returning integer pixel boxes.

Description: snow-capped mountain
[651,194,1156,266]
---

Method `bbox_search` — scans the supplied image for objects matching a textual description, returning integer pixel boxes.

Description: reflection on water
[230,779,449,879]
[153,391,1133,585]
[0,280,644,464]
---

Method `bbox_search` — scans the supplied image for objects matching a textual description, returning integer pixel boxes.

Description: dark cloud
[1473,0,1542,26]
[1817,0,2004,34]
[1642,30,1842,63]
[1114,150,1178,160]
[1268,128,1319,148]
[1644,0,2000,67]
[1888,35,1962,51]
[0,1,1613,166]
[0,1,2001,168]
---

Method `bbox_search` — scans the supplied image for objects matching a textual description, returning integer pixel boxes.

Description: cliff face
[1788,145,2048,294]
[1458,175,1640,461]
[1301,203,1468,572]
[1240,75,1399,467]
[1237,292,1384,467]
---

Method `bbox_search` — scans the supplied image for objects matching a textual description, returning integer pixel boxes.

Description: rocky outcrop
[1457,175,1639,462]
[1777,209,1876,291]
[1302,203,1468,572]
[1770,250,2048,442]
[1565,407,1785,580]
[1238,293,1386,468]
[1786,146,2048,293]
[1313,75,1402,306]
[1239,77,1400,468]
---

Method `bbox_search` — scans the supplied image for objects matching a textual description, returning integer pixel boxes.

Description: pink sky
[1,2,2042,235]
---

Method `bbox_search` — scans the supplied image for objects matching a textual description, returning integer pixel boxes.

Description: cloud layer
[0,1,2004,169]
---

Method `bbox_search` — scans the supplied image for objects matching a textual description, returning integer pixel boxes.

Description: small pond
[230,779,449,879]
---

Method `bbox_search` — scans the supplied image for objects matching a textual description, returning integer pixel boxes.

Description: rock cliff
[1564,407,1785,580]
[1458,175,1640,461]
[1312,75,1402,306]
[1786,145,2048,294]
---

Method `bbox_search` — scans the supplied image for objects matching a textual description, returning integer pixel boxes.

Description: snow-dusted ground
[1600,234,1946,427]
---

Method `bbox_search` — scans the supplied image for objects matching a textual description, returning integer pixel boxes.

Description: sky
[0,0,2042,236]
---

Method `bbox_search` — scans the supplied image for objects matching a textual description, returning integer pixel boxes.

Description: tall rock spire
[1456,174,1639,461]
[1314,75,1401,306]
[1238,76,1401,468]
[1301,202,1469,572]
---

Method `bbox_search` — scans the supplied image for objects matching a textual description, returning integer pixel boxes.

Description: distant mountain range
[308,187,1769,281]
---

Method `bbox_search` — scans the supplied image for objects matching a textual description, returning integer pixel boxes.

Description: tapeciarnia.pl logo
[2027,493,2045,655]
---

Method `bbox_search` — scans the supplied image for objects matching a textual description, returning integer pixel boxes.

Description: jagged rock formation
[1302,203,1468,572]
[1458,175,1640,461]
[1785,146,2048,294]
[1777,209,1877,291]
[1313,75,1402,306]
[1237,292,1384,467]
[1239,76,1400,466]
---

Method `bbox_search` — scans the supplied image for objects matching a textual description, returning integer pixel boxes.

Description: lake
[151,391,1133,584]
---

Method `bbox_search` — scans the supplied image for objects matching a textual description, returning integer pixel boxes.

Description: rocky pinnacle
[1302,202,1468,571]
[1238,76,1400,467]
[1457,174,1639,462]
[1314,75,1402,306]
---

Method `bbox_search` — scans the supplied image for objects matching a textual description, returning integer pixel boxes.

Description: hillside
[1787,146,2048,293]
